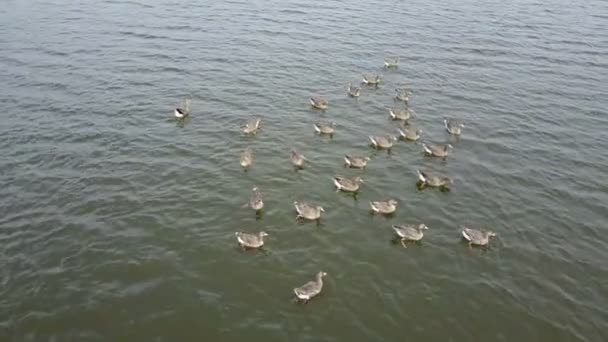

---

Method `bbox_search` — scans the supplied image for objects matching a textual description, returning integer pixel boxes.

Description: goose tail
[370,202,379,212]
[417,169,426,183]
[461,228,472,241]
[333,177,343,189]
[422,143,432,154]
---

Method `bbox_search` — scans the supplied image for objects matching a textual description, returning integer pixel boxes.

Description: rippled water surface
[1,0,608,340]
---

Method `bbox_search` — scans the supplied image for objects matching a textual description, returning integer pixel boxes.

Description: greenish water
[1,0,607,341]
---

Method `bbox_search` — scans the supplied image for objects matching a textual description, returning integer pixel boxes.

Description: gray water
[1,0,608,340]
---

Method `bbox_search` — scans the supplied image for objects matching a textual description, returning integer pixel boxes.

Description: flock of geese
[173,56,497,303]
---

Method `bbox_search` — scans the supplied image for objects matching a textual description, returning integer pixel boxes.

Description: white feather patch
[236,235,245,245]
[417,170,426,182]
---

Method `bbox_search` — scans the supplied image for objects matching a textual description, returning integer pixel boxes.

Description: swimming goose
[461,227,496,247]
[242,117,262,134]
[422,143,452,157]
[394,88,411,102]
[294,201,325,220]
[444,118,465,135]
[174,97,191,118]
[333,175,363,192]
[294,271,327,303]
[313,121,336,135]
[310,96,328,109]
[370,199,398,214]
[290,150,306,168]
[347,83,361,97]
[245,186,264,211]
[398,125,422,141]
[362,74,381,85]
[417,169,452,189]
[344,155,370,169]
[235,231,268,249]
[384,56,400,68]
[389,107,413,121]
[240,147,254,169]
[369,135,397,149]
[392,224,428,248]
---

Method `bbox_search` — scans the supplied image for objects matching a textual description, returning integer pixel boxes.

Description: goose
[290,150,306,168]
[242,186,264,211]
[294,201,324,220]
[240,147,254,169]
[384,56,400,68]
[347,83,361,97]
[313,121,336,135]
[444,118,465,135]
[310,96,328,109]
[333,175,363,192]
[392,224,428,248]
[294,271,327,303]
[461,227,496,247]
[235,231,268,249]
[362,74,381,85]
[417,169,452,189]
[389,107,413,121]
[422,143,452,157]
[398,125,422,141]
[370,199,398,214]
[394,88,411,102]
[174,97,191,118]
[370,135,397,149]
[344,155,370,169]
[242,117,262,134]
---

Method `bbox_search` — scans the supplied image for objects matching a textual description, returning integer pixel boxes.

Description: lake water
[1,0,607,340]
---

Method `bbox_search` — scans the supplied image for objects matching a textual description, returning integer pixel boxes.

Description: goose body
[294,271,327,302]
[313,121,335,135]
[294,201,324,220]
[389,107,412,121]
[344,155,370,169]
[310,96,328,109]
[290,150,306,168]
[369,135,397,149]
[243,117,262,134]
[248,186,264,211]
[393,224,428,247]
[362,74,381,85]
[333,175,363,192]
[444,118,465,135]
[370,199,398,214]
[461,227,496,247]
[235,231,268,249]
[347,83,361,97]
[417,169,452,188]
[398,125,422,141]
[240,147,254,169]
[422,143,452,157]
